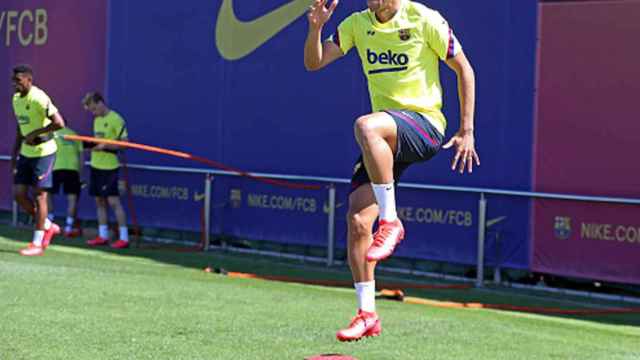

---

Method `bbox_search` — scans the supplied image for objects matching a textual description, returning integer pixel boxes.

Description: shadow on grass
[2,223,640,328]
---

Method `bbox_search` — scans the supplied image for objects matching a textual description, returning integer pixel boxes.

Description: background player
[82,92,130,249]
[10,64,66,256]
[48,124,84,238]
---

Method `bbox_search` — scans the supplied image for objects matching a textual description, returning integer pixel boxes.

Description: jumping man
[304,0,479,341]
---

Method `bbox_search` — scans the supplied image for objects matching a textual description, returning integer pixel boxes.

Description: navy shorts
[14,153,56,189]
[89,167,120,197]
[350,110,444,192]
[49,170,82,195]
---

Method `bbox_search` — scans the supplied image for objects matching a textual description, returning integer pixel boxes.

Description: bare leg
[33,188,48,231]
[67,194,78,220]
[336,184,382,341]
[15,186,51,254]
[86,196,110,244]
[96,197,108,226]
[347,185,379,282]
[13,184,35,218]
[14,185,48,230]
[353,112,398,184]
[353,112,403,262]
[108,196,127,228]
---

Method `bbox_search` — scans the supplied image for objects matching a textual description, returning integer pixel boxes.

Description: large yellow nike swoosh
[215,0,313,61]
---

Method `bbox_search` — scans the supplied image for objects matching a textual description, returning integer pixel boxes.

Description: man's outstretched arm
[304,0,343,71]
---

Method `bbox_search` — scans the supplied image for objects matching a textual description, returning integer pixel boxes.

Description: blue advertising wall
[1,1,537,269]
[105,0,537,268]
[107,0,537,189]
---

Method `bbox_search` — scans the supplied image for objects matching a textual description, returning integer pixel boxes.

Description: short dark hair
[12,64,33,77]
[82,91,105,106]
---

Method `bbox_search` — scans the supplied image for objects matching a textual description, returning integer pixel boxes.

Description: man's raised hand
[308,0,339,29]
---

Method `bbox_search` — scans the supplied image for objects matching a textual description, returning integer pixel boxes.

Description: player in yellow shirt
[47,126,84,238]
[10,65,66,256]
[82,92,130,249]
[304,0,480,341]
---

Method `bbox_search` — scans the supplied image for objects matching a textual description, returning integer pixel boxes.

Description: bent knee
[354,116,377,141]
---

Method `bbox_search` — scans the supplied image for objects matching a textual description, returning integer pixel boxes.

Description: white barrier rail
[2,155,640,288]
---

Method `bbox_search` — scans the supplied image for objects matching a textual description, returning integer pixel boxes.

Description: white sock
[119,227,129,242]
[99,225,109,239]
[44,217,52,230]
[371,183,397,221]
[65,217,74,232]
[33,230,45,247]
[355,281,376,313]
[48,213,55,221]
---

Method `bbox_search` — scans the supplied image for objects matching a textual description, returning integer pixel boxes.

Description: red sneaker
[336,310,381,342]
[86,237,109,246]
[110,240,129,249]
[366,219,404,262]
[64,228,83,238]
[19,243,45,256]
[42,223,61,249]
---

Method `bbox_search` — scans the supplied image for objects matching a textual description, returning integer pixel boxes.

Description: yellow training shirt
[53,127,83,171]
[91,110,128,170]
[332,0,462,135]
[12,86,59,157]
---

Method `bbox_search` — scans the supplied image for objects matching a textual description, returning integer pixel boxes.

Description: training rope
[63,135,323,190]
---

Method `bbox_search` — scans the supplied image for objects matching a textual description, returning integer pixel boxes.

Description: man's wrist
[309,23,324,33]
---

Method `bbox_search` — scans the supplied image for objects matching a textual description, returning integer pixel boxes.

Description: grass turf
[1,224,639,360]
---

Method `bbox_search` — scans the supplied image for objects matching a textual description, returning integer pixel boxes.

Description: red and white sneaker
[366,219,404,262]
[42,223,61,249]
[110,240,129,249]
[64,228,83,238]
[86,237,109,246]
[336,310,381,342]
[19,243,45,256]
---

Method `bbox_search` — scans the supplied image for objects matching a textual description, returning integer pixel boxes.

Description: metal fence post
[12,201,18,227]
[327,184,336,267]
[493,231,502,285]
[203,174,213,251]
[476,193,487,287]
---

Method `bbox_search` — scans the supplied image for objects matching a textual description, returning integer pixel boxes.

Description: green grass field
[1,224,639,360]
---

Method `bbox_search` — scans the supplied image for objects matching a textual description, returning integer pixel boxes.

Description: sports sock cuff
[119,227,129,241]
